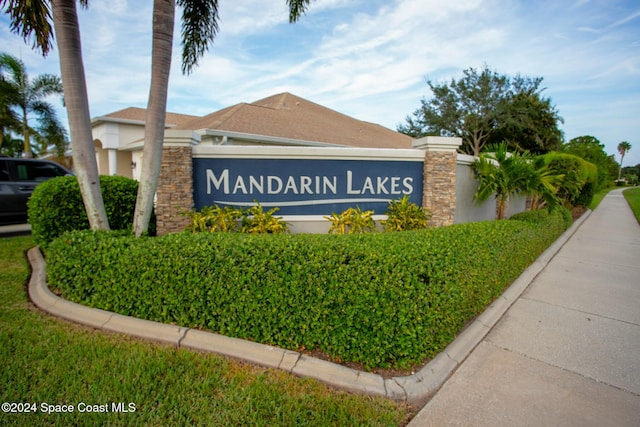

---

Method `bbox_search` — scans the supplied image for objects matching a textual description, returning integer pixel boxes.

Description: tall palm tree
[2,0,110,230]
[3,0,313,235]
[0,52,65,158]
[133,0,313,236]
[617,141,632,180]
[52,0,109,229]
[0,70,21,151]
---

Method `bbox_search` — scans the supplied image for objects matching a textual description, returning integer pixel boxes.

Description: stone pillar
[413,136,462,227]
[155,130,200,235]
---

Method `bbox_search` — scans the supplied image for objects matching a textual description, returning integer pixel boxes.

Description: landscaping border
[27,210,591,405]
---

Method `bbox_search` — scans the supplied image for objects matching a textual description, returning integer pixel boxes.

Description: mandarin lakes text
[206,169,415,196]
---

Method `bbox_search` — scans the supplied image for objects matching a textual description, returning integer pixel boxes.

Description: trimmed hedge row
[27,175,155,246]
[46,209,570,370]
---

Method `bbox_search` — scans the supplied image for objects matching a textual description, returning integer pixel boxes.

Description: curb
[26,211,591,405]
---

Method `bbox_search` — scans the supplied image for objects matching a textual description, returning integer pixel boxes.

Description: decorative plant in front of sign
[325,206,376,234]
[241,202,289,234]
[185,205,243,232]
[381,195,431,232]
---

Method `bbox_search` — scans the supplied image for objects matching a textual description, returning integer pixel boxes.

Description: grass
[623,187,640,224]
[589,187,618,210]
[0,236,411,426]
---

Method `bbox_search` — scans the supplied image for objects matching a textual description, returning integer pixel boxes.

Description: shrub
[510,206,572,229]
[325,206,376,234]
[540,152,598,207]
[28,175,151,245]
[573,181,595,208]
[185,205,243,232]
[47,210,569,370]
[241,203,289,234]
[185,203,289,234]
[381,195,430,231]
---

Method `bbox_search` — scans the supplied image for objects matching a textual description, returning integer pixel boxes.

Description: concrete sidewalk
[409,188,640,426]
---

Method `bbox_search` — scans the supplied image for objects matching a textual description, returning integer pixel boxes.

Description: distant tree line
[399,65,633,189]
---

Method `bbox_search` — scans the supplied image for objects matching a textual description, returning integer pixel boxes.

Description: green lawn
[0,236,410,426]
[623,187,640,224]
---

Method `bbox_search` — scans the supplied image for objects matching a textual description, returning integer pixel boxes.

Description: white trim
[199,129,347,148]
[213,198,397,208]
[278,214,388,221]
[91,116,146,126]
[413,136,462,152]
[192,145,425,162]
[456,153,477,165]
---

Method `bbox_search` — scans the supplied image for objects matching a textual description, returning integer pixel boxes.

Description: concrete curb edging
[26,211,591,405]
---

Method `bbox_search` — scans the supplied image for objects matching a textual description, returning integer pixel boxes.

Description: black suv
[0,156,72,224]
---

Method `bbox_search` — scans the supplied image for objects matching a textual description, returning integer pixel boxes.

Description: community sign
[193,158,424,215]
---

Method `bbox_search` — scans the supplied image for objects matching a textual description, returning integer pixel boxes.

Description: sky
[1,0,639,167]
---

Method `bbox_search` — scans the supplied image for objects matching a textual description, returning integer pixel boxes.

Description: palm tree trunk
[52,0,109,230]
[133,0,175,237]
[22,105,32,158]
[618,153,625,180]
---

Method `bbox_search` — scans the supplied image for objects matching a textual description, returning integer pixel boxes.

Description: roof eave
[198,129,349,148]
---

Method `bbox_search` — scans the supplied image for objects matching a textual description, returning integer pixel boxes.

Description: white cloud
[2,0,638,165]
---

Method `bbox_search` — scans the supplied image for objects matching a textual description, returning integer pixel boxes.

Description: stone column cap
[412,136,462,152]
[164,130,201,147]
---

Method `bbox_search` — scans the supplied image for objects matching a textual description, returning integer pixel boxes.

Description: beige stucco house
[91,92,412,179]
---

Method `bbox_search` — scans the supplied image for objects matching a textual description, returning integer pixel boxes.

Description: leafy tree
[490,82,564,153]
[2,0,111,231]
[0,52,67,158]
[621,163,639,185]
[560,136,618,190]
[617,141,632,180]
[399,66,563,156]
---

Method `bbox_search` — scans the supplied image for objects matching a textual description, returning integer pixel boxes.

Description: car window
[0,160,9,181]
[14,161,68,182]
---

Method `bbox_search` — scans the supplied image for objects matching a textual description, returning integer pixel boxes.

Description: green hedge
[28,175,154,245]
[46,210,569,370]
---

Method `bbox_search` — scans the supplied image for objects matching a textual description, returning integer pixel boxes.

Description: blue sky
[2,0,639,166]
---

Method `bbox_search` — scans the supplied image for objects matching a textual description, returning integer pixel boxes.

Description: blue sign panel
[193,158,424,215]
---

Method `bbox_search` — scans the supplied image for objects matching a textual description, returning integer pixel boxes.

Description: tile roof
[175,93,412,149]
[101,107,200,127]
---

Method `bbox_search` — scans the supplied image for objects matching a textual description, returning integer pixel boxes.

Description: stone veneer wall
[413,137,462,227]
[423,150,458,227]
[156,146,194,235]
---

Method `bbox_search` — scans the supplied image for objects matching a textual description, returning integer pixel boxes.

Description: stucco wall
[454,153,527,223]
[455,155,496,223]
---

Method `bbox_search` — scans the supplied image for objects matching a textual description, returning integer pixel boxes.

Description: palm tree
[2,0,110,230]
[3,0,312,235]
[132,0,313,236]
[0,73,21,152]
[473,142,559,219]
[52,0,110,229]
[0,52,66,158]
[617,141,632,180]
